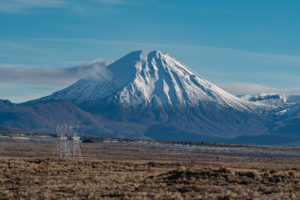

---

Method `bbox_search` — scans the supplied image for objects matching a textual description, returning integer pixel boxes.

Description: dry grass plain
[0,135,300,199]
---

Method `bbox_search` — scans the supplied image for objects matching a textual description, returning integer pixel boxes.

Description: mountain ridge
[21,50,269,138]
[31,51,258,112]
[3,50,298,143]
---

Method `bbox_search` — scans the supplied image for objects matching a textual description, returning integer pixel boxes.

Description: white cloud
[2,38,300,100]
[29,38,300,66]
[0,0,66,13]
[0,0,144,13]
[0,59,113,103]
[216,82,300,96]
[0,59,112,86]
[92,0,129,5]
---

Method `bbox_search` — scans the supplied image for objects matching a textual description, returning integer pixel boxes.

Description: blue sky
[1,0,300,102]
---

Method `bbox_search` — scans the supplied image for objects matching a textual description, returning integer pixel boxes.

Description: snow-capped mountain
[37,51,257,110]
[26,50,268,138]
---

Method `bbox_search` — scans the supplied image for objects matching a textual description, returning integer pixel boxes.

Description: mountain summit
[26,50,267,138]
[38,50,254,110]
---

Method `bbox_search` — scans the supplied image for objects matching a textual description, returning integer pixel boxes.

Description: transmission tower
[69,121,82,160]
[55,122,82,160]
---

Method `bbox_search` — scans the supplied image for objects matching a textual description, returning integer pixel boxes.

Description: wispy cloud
[92,0,135,5]
[0,59,111,86]
[30,38,300,66]
[216,82,300,96]
[2,38,300,99]
[0,0,67,13]
[0,0,143,13]
[0,59,114,103]
[216,82,283,95]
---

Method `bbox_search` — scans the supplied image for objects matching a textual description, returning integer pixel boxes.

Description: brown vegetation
[0,136,300,199]
[1,158,299,199]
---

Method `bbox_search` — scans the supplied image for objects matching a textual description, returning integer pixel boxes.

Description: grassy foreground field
[0,135,300,199]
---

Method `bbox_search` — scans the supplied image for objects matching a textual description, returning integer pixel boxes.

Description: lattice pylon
[54,122,82,160]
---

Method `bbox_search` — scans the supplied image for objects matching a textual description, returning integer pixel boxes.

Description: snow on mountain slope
[37,50,256,112]
[239,93,290,108]
[25,50,269,138]
[287,95,300,104]
[238,93,300,117]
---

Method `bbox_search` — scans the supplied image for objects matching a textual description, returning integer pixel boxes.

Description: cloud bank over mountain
[0,60,112,86]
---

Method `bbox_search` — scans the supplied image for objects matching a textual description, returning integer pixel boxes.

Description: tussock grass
[0,158,299,199]
[1,138,300,199]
